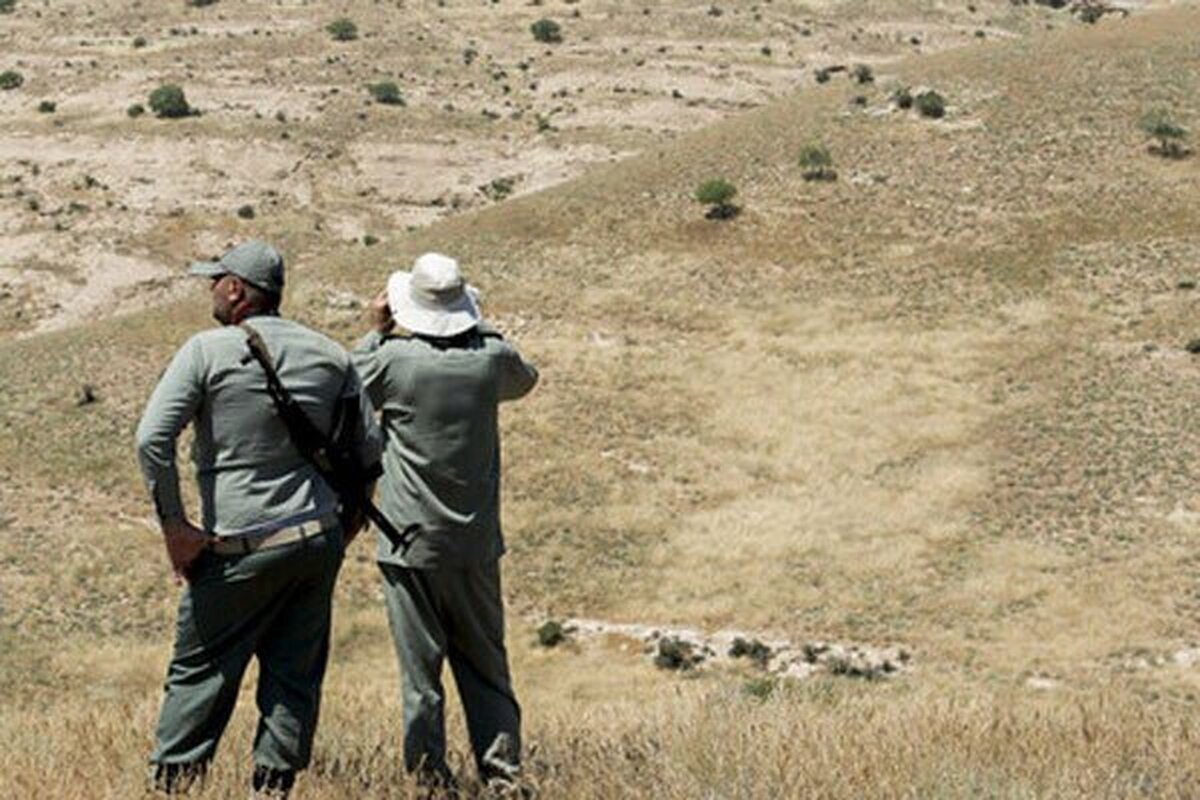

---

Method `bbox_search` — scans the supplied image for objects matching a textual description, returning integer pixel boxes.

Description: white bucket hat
[387,253,482,337]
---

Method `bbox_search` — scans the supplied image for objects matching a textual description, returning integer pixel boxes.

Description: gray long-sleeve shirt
[353,327,538,568]
[136,315,383,537]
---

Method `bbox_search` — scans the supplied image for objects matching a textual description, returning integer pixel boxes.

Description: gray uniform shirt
[353,327,538,569]
[136,315,383,537]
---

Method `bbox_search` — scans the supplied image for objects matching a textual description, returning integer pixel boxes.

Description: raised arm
[496,341,539,402]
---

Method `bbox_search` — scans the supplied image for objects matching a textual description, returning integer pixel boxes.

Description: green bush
[37,100,56,113]
[187,0,218,6]
[798,143,836,181]
[0,70,24,91]
[148,84,192,118]
[530,18,562,44]
[132,36,148,48]
[915,90,945,119]
[482,176,516,201]
[892,86,913,109]
[536,620,566,648]
[0,0,16,13]
[694,178,739,220]
[367,81,405,106]
[654,637,702,671]
[729,637,773,668]
[327,17,358,42]
[1139,109,1188,158]
[127,103,145,118]
[852,64,874,84]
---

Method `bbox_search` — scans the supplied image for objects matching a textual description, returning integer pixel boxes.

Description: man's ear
[226,275,247,303]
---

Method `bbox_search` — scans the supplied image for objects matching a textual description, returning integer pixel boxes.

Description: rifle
[240,322,416,553]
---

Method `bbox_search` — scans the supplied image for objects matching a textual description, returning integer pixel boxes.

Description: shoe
[150,761,208,795]
[250,765,295,798]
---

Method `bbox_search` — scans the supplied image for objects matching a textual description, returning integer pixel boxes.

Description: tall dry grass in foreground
[1,666,1196,799]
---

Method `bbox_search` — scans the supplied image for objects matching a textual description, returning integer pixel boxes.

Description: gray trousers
[380,559,521,779]
[150,528,343,772]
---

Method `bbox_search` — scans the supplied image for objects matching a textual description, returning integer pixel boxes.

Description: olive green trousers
[380,559,521,780]
[150,528,343,772]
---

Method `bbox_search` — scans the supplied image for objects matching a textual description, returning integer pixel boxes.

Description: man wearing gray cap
[135,240,383,797]
[353,253,538,790]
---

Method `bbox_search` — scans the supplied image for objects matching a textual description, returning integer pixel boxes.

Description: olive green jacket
[353,327,538,568]
[136,315,383,536]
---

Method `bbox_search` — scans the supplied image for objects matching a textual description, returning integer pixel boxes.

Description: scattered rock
[564,618,910,682]
[325,291,361,310]
[1172,647,1200,668]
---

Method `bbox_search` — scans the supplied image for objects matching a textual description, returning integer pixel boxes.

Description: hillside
[3,3,1200,797]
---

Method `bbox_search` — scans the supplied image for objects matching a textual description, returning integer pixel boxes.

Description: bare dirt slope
[2,1,1199,798]
[0,0,1124,335]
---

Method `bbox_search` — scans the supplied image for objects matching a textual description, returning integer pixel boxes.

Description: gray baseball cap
[188,240,285,294]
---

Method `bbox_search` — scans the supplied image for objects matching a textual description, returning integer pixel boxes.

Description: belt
[209,513,340,556]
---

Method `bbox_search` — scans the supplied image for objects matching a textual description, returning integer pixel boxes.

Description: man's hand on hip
[161,518,212,585]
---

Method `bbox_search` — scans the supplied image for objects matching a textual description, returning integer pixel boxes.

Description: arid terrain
[3,0,1200,797]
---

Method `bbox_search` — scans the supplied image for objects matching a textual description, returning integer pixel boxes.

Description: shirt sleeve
[342,363,384,470]
[134,336,206,522]
[497,341,539,402]
[351,331,389,410]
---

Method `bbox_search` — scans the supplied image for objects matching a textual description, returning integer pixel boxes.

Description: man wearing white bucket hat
[353,252,538,789]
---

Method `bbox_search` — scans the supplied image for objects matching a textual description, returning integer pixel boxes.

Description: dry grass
[3,3,1200,797]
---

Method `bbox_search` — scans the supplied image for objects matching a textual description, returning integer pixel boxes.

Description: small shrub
[362,234,379,247]
[892,86,913,109]
[814,68,831,84]
[0,70,24,91]
[127,103,145,118]
[915,90,945,119]
[694,178,739,220]
[654,637,703,671]
[367,81,405,106]
[530,18,562,44]
[729,637,773,668]
[852,63,874,84]
[742,677,777,700]
[187,0,218,6]
[37,100,56,113]
[536,620,566,648]
[236,204,255,219]
[148,84,193,118]
[0,0,16,13]
[482,176,516,201]
[798,144,836,181]
[132,35,148,48]
[1139,109,1188,159]
[327,17,358,42]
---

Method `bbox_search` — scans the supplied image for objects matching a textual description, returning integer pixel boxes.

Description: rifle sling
[240,322,414,552]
